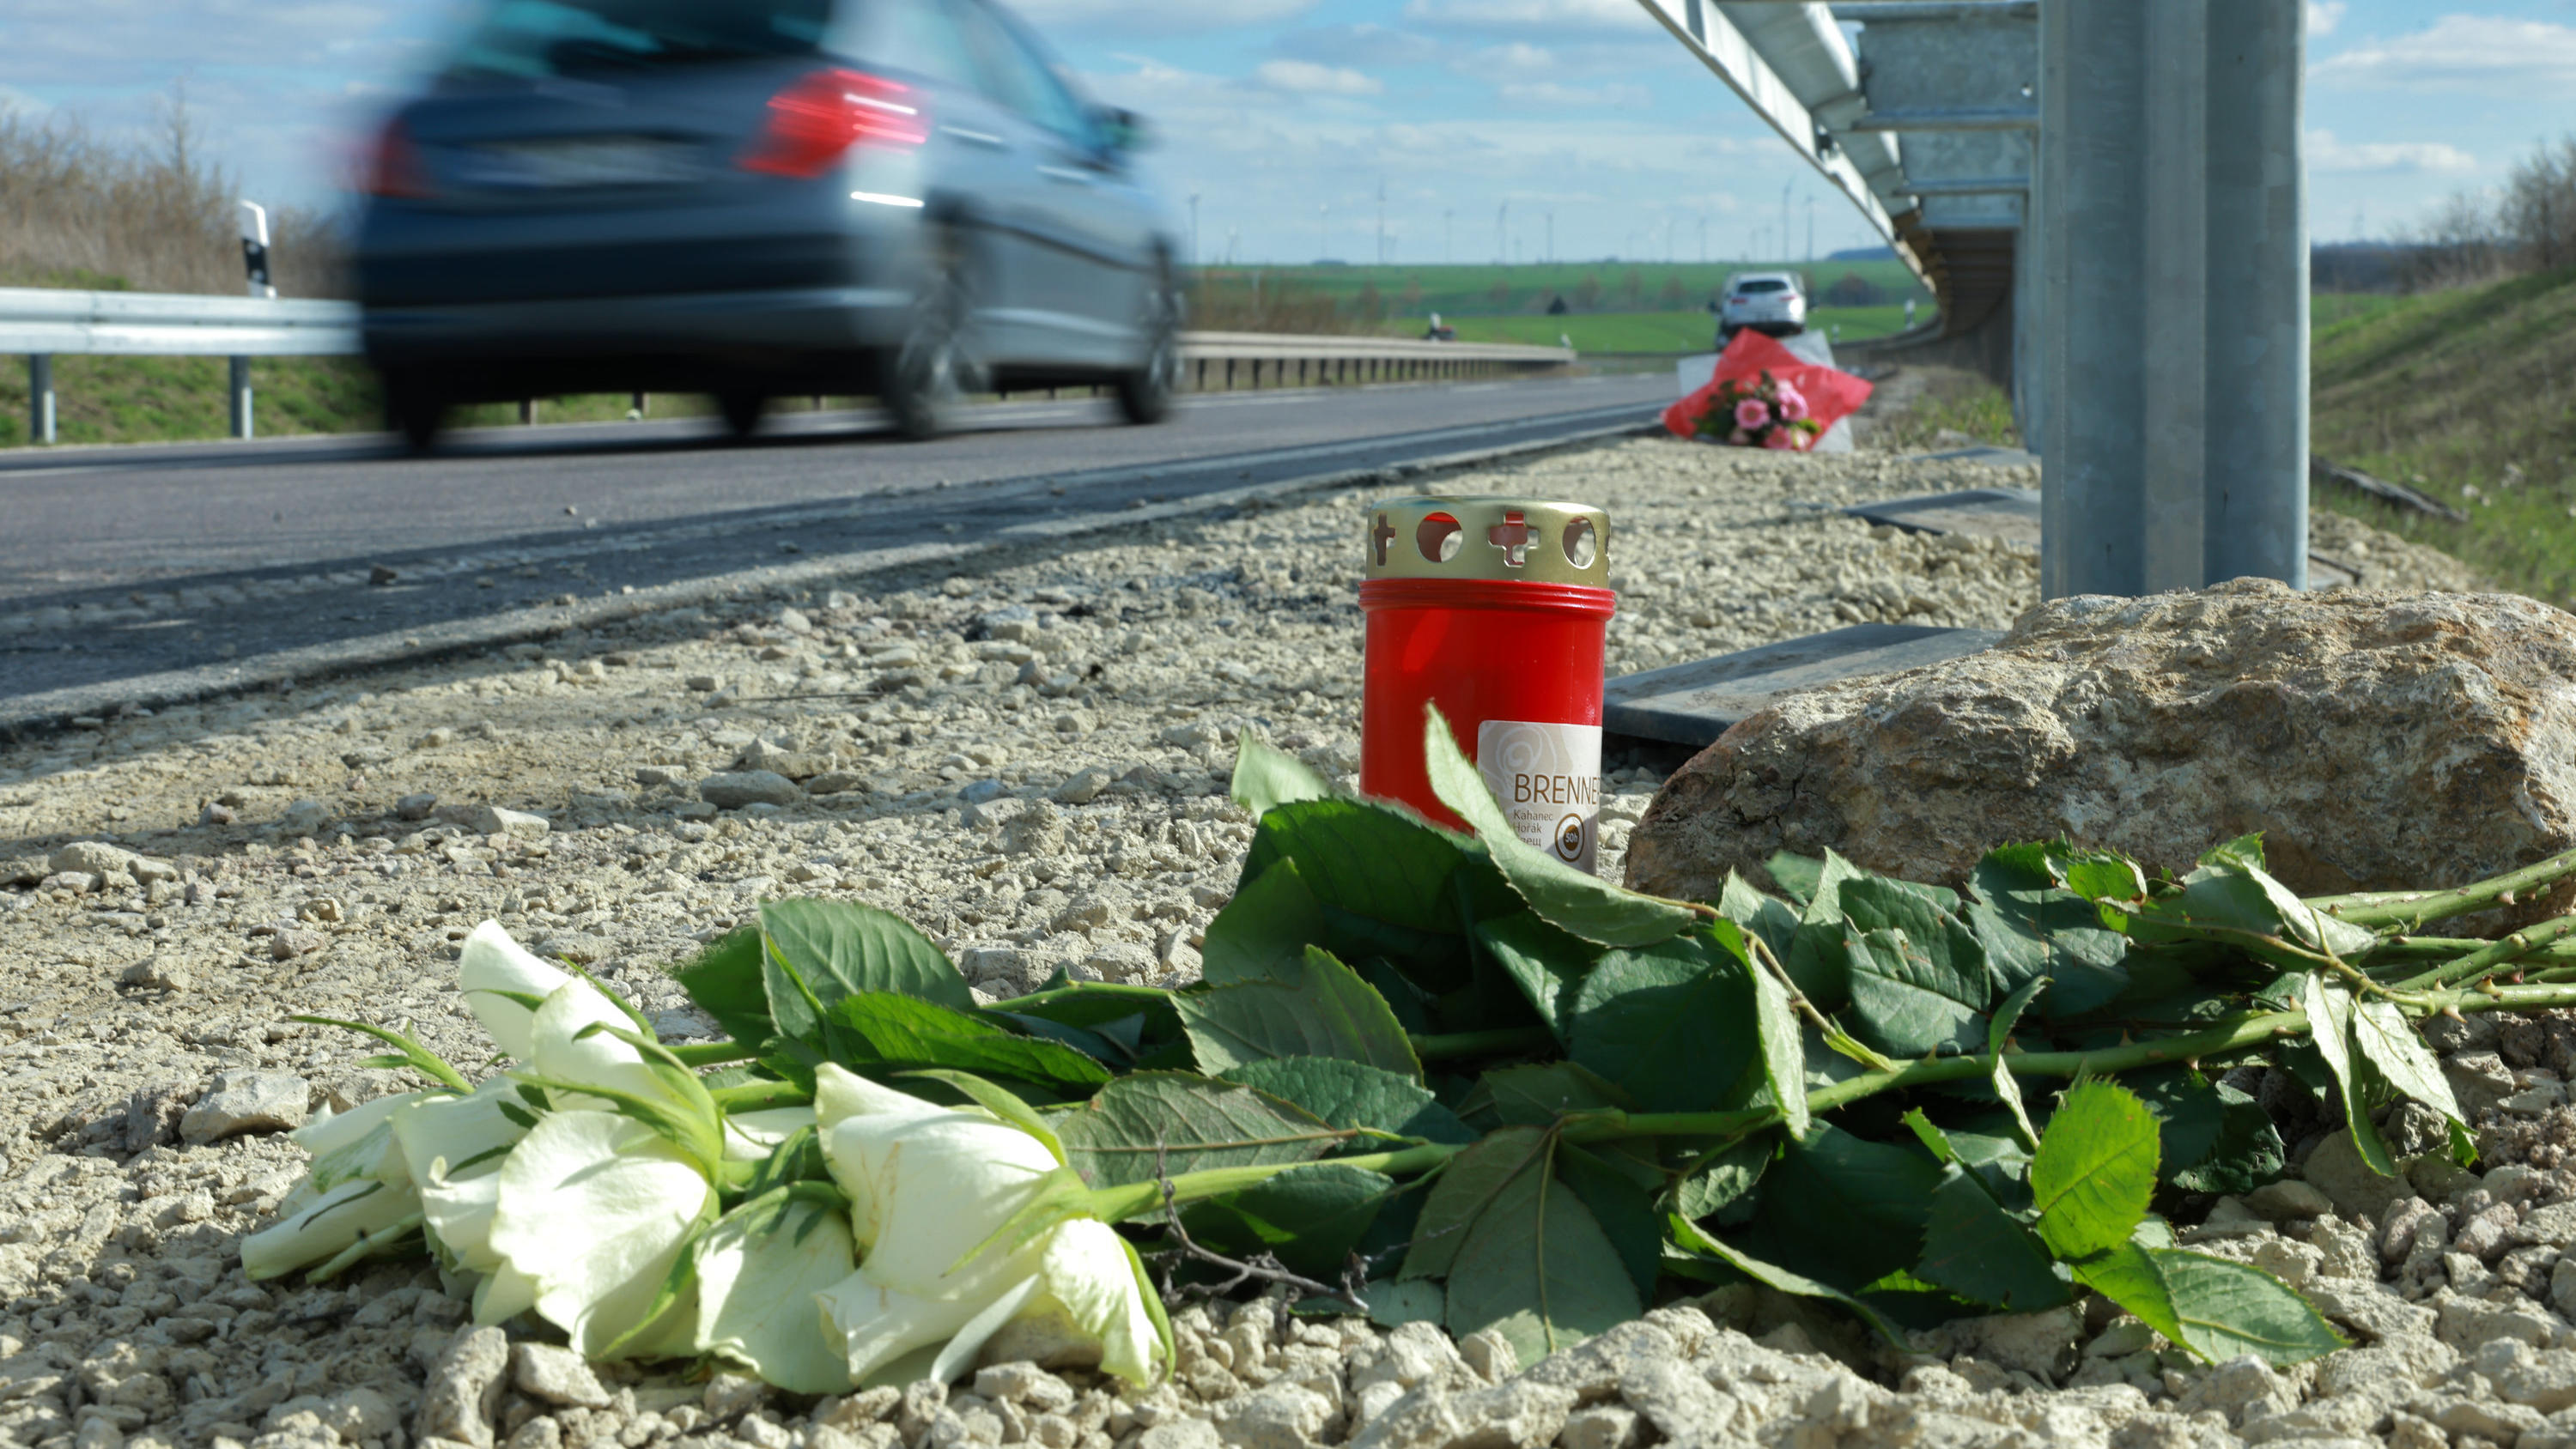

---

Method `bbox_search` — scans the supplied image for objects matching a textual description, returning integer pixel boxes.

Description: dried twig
[1144,1140,1368,1313]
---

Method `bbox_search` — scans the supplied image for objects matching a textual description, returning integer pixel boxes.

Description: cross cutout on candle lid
[1485,510,1534,567]
[1370,513,1396,567]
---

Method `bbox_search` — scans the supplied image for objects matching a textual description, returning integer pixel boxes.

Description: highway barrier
[0,288,1575,445]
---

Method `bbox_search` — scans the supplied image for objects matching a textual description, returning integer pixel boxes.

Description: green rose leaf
[1568,934,1759,1113]
[1476,912,1597,1040]
[1221,1057,1476,1146]
[1200,858,1331,987]
[1740,1122,1941,1292]
[1419,705,1699,949]
[1442,1151,1642,1367]
[2032,1080,2160,1261]
[1917,1166,2070,1311]
[2352,997,2469,1127]
[826,992,1111,1099]
[1403,1125,1551,1281]
[2300,974,2398,1177]
[1239,797,1479,940]
[761,899,973,1045]
[1176,947,1421,1079]
[1054,1071,1345,1192]
[1231,737,1334,820]
[2071,1242,2344,1367]
[1182,1162,1394,1280]
[669,927,775,1049]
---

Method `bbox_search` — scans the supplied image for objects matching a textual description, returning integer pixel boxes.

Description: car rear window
[1736,279,1789,294]
[447,0,835,77]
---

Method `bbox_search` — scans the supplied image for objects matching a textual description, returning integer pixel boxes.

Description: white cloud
[1401,0,1646,36]
[1272,24,1443,66]
[2306,129,2477,175]
[2306,2,2346,38]
[0,83,53,116]
[1472,42,1558,76]
[2312,14,2576,89]
[1012,0,1316,33]
[1255,59,1383,95]
[1498,79,1652,107]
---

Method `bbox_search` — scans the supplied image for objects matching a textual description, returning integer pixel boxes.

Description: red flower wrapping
[1662,330,1875,450]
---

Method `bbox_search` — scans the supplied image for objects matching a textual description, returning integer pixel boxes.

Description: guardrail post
[27,355,55,444]
[227,356,253,440]
[2038,0,2307,597]
[2202,0,2308,587]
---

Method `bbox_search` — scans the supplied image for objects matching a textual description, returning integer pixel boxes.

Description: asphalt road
[1,373,1672,712]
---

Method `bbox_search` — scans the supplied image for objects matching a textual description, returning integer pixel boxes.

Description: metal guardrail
[2,288,1575,445]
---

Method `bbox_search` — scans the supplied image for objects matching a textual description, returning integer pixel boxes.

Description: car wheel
[716,390,767,440]
[885,233,974,442]
[383,371,444,456]
[1115,266,1182,426]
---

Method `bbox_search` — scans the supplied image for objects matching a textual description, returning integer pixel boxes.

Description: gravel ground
[0,433,2520,1449]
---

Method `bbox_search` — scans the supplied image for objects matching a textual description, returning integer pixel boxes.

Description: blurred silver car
[355,0,1182,451]
[1716,271,1807,342]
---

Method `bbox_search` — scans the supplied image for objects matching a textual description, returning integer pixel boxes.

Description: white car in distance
[1717,271,1807,342]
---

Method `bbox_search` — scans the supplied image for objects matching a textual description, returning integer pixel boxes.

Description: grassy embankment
[2307,265,2576,608]
[1862,269,2576,607]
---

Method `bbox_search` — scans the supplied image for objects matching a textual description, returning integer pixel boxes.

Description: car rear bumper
[364,285,911,361]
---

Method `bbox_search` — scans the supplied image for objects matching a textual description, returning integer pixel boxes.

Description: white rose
[811,1066,1167,1385]
[457,919,574,1060]
[241,1091,428,1282]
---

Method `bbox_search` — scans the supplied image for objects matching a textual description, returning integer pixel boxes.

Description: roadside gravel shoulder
[0,433,2505,1449]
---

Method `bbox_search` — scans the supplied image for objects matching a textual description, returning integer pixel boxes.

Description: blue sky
[1,0,2569,266]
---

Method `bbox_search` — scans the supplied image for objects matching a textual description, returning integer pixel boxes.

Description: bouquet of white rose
[246,712,2569,1396]
[246,924,1165,1394]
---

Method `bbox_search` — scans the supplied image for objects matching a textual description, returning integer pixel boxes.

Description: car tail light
[739,69,927,178]
[366,118,433,198]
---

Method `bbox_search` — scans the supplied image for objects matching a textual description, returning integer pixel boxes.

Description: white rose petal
[241,1176,421,1282]
[815,1064,1054,1276]
[725,1106,819,1161]
[527,979,671,1112]
[488,1110,713,1356]
[1035,1218,1164,1385]
[819,1257,1042,1384]
[458,920,574,1060]
[695,1193,858,1394]
[297,1090,427,1194]
[392,1078,529,1183]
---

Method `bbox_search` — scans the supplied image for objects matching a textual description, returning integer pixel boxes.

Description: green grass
[1189,260,1933,325]
[2308,268,2576,607]
[0,354,705,449]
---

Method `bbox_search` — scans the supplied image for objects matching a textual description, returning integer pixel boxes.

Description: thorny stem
[2311,845,2576,931]
[2362,937,2576,967]
[2397,914,2576,992]
[1113,979,2576,1210]
[1746,933,1899,1071]
[708,1078,812,1113]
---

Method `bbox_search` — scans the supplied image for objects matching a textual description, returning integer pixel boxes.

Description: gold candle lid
[1363,496,1610,585]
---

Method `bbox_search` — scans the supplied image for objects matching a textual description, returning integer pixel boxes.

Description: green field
[2308,266,2576,608]
[1441,304,1919,353]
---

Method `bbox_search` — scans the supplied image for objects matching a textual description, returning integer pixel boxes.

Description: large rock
[1625,582,2576,910]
